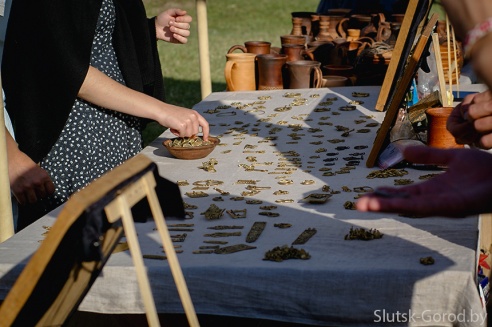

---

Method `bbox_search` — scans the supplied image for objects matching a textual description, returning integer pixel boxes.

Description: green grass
[141,0,319,144]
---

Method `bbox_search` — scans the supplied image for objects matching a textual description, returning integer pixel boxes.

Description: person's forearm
[441,0,492,40]
[5,127,20,162]
[77,66,176,123]
[78,66,209,139]
[471,32,492,90]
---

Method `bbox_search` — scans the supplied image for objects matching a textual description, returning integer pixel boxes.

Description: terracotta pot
[425,107,464,149]
[224,53,257,91]
[286,60,323,89]
[228,41,272,55]
[256,53,288,90]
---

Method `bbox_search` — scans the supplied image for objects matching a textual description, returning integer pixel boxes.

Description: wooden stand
[0,154,199,327]
[104,167,199,327]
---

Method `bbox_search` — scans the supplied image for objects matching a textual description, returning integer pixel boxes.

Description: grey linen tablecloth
[0,86,486,326]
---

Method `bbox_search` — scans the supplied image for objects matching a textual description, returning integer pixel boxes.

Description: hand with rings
[155,8,192,44]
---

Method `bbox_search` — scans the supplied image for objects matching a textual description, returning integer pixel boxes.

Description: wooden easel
[0,154,199,327]
[104,159,199,327]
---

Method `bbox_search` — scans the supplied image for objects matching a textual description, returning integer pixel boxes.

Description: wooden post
[196,0,212,99]
[0,77,14,242]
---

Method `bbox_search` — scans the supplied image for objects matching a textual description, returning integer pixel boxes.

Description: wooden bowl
[163,136,220,160]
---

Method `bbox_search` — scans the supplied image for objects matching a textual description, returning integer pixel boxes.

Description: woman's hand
[155,8,192,44]
[6,132,55,205]
[154,103,209,141]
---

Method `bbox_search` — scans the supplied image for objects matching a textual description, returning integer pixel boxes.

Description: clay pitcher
[335,40,368,65]
[425,107,464,149]
[228,41,272,55]
[286,60,323,89]
[282,44,314,62]
[306,41,337,66]
[256,53,288,90]
[280,35,306,47]
[327,15,345,39]
[224,53,257,91]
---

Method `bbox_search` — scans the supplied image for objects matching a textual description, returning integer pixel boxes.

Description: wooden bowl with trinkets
[163,136,220,160]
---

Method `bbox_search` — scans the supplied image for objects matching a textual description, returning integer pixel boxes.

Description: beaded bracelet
[464,17,492,59]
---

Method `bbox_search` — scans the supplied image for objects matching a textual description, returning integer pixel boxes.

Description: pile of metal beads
[263,245,311,262]
[344,227,384,240]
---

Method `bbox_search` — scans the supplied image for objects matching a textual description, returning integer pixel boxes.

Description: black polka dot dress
[40,0,142,209]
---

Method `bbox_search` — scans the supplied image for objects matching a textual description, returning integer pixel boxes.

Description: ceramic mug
[286,60,323,89]
[256,53,288,90]
[224,53,257,91]
[227,41,272,55]
[425,107,464,149]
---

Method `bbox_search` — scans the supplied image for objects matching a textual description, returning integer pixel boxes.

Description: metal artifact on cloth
[214,244,257,254]
[292,228,317,244]
[201,204,225,220]
[207,225,244,230]
[302,193,331,204]
[204,232,242,238]
[420,256,435,265]
[246,222,267,243]
[274,223,292,228]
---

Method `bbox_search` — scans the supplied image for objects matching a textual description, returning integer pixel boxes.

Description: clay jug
[350,14,372,30]
[224,53,257,91]
[256,53,288,90]
[361,13,384,38]
[311,14,320,39]
[291,17,304,36]
[286,60,323,89]
[346,29,361,42]
[280,35,306,47]
[291,11,315,38]
[282,44,314,62]
[425,107,464,149]
[316,21,334,42]
[327,15,345,39]
[306,41,337,66]
[335,40,368,65]
[228,41,272,55]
